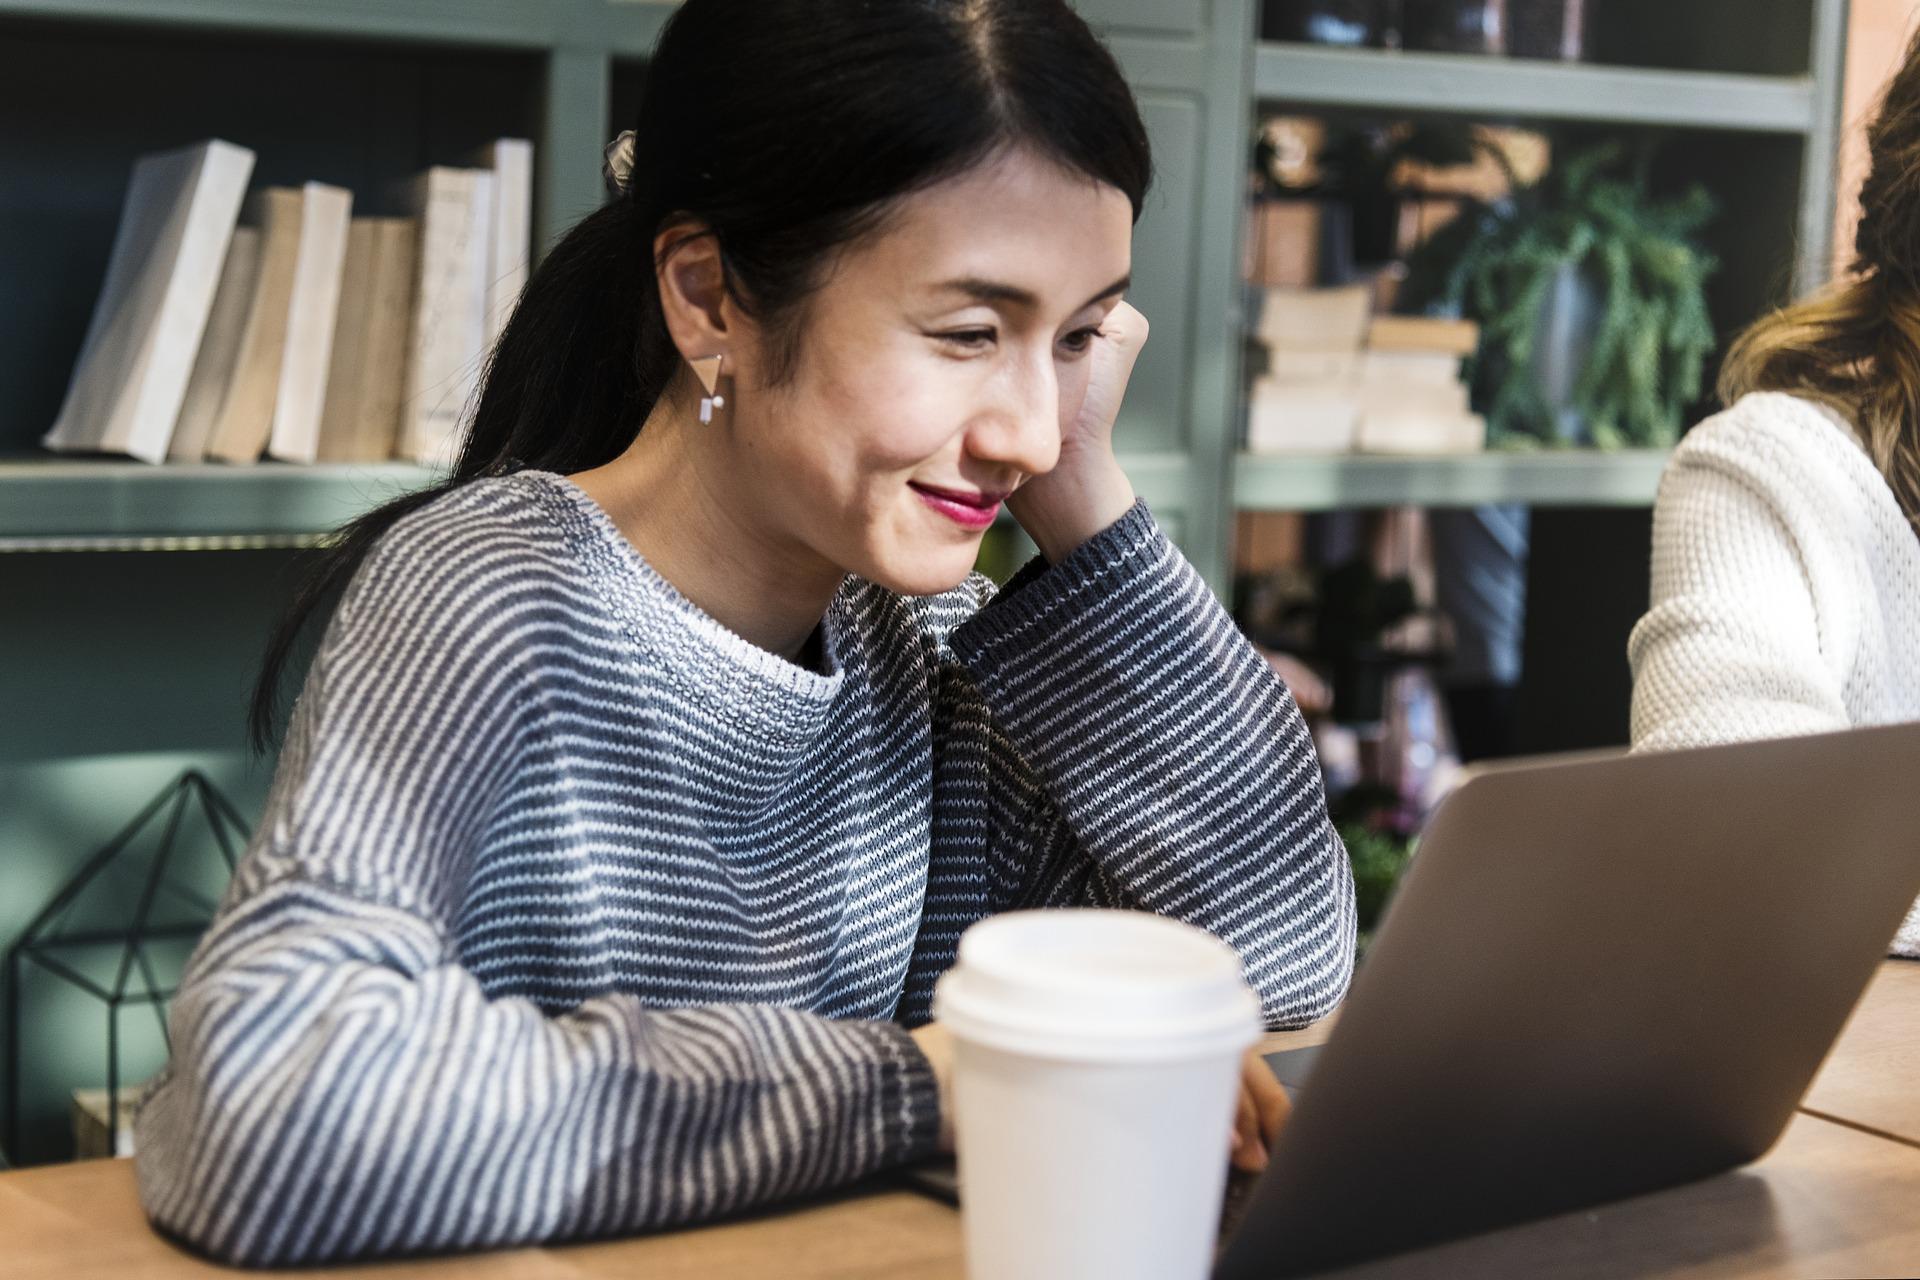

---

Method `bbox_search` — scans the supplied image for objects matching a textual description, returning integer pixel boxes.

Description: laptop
[1213,720,1920,1276]
[904,722,1920,1273]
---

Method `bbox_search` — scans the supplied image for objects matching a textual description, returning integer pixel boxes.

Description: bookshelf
[0,0,1848,556]
[1242,0,1846,762]
[1252,10,1846,305]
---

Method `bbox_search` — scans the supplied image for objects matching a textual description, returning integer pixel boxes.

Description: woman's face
[727,146,1136,596]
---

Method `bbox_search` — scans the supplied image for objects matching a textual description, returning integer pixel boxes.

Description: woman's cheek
[869,376,979,468]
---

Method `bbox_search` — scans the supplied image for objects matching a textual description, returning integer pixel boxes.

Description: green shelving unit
[0,0,1849,558]
[0,454,1201,549]
[1237,0,1845,766]
[1253,44,1817,133]
[0,459,443,550]
[1234,450,1672,512]
[1255,2,1847,299]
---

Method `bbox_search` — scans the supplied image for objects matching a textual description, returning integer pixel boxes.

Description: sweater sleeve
[1628,441,1850,754]
[945,500,1356,1028]
[133,537,938,1267]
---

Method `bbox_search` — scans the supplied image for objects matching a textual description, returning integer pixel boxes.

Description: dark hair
[248,0,1152,753]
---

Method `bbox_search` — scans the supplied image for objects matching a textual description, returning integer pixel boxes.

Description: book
[1251,372,1474,427]
[265,182,354,463]
[468,138,533,349]
[1367,315,1480,356]
[1245,199,1322,289]
[400,166,495,468]
[1266,350,1361,383]
[1246,377,1359,454]
[1355,411,1488,455]
[1249,302,1480,455]
[1235,511,1307,576]
[316,217,417,463]
[42,139,255,464]
[1255,285,1372,352]
[204,188,305,464]
[169,225,263,463]
[1360,349,1465,389]
[1353,379,1471,419]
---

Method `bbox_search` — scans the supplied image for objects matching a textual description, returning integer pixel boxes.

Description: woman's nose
[967,352,1061,478]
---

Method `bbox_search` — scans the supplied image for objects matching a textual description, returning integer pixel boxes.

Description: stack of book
[1245,285,1485,456]
[41,136,533,469]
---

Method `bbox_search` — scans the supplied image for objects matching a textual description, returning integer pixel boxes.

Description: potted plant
[1400,142,1718,449]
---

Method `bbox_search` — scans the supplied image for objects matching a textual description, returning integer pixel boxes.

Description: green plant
[1401,142,1718,449]
[1338,820,1415,935]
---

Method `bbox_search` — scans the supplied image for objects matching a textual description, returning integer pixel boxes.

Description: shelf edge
[1232,449,1671,511]
[1254,43,1816,134]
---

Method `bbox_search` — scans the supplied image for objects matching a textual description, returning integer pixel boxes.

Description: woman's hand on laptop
[912,1023,1290,1169]
[1233,1050,1291,1173]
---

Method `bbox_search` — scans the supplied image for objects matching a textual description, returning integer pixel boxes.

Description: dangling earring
[690,354,728,424]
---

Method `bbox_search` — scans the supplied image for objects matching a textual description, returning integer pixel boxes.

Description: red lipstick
[911,482,1006,531]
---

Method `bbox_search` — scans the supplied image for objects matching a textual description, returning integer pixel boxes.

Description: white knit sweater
[1629,390,1920,956]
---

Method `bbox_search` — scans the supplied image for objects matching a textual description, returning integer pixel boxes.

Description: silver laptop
[1216,720,1920,1277]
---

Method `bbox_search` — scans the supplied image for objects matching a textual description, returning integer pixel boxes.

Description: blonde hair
[1719,25,1920,532]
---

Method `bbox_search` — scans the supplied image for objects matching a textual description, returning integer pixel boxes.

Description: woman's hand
[1232,1047,1292,1173]
[910,1021,1292,1173]
[1004,301,1148,563]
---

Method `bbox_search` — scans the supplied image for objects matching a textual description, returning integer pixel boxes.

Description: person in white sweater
[1629,26,1920,958]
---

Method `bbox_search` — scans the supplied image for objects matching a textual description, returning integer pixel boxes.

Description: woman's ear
[655,223,732,362]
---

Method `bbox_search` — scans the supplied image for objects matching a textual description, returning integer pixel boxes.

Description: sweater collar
[522,470,852,744]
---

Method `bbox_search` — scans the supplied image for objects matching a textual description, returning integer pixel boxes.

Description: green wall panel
[1077,0,1207,38]
[1114,94,1203,456]
[2,550,300,1162]
[1,750,273,1164]
[0,551,309,763]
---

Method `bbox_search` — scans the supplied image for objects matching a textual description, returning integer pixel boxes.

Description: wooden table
[1803,957,1920,1147]
[5,962,1916,1280]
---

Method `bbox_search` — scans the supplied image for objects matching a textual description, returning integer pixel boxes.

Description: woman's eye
[1060,326,1107,355]
[937,328,996,350]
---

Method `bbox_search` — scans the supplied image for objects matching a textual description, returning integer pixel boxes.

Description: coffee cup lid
[932,910,1262,1062]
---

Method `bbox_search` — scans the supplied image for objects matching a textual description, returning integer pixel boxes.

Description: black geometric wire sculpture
[3,770,248,1162]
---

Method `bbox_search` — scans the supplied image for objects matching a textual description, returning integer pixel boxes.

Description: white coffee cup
[932,909,1262,1280]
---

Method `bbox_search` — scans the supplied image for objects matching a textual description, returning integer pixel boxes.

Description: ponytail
[247,199,667,753]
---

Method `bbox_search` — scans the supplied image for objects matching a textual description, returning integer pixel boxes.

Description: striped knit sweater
[133,471,1356,1266]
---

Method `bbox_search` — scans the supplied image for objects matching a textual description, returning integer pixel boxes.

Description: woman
[133,0,1356,1264]
[1629,25,1920,957]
